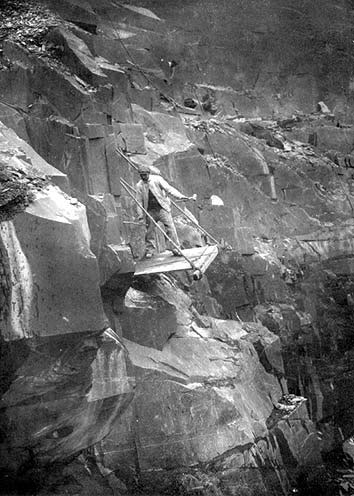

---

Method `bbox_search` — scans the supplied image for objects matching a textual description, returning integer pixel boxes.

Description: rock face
[111,0,354,121]
[0,123,107,340]
[2,0,354,494]
[0,121,134,485]
[0,331,133,470]
[99,279,319,494]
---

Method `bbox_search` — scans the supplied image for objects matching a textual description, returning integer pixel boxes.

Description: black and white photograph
[1,1,354,494]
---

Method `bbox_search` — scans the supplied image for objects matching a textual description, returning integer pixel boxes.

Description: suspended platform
[134,245,219,278]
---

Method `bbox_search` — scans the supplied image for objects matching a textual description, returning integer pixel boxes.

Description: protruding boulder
[120,286,178,349]
[1,184,107,340]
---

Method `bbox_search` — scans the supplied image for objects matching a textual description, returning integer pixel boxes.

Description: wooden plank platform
[134,245,219,276]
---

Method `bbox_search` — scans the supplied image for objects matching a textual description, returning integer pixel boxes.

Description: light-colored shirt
[136,174,187,213]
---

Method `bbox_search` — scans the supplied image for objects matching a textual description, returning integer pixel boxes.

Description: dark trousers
[145,208,180,254]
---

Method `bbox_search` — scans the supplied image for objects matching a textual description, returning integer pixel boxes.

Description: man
[136,167,195,258]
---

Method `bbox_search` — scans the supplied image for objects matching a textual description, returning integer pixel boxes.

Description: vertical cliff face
[122,0,354,119]
[1,0,354,494]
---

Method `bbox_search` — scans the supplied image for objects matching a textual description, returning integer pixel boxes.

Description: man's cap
[138,166,150,174]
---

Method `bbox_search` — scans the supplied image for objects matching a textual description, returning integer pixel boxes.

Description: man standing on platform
[136,166,196,259]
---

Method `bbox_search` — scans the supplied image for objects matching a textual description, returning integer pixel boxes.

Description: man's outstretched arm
[159,177,195,201]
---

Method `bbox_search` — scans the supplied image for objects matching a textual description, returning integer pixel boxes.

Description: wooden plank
[134,245,218,276]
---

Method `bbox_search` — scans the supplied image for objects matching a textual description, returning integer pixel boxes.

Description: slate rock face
[0,331,133,472]
[3,0,354,493]
[46,27,108,85]
[132,0,354,120]
[95,277,319,494]
[0,119,134,483]
[101,326,282,490]
[121,286,178,350]
[0,121,68,192]
[0,185,107,340]
[0,119,107,340]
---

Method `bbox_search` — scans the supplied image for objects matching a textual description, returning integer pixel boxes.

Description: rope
[120,178,199,272]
